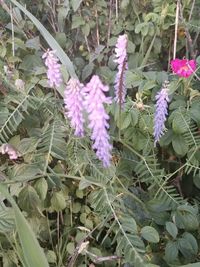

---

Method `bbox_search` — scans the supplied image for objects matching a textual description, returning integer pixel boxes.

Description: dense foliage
[0,0,200,266]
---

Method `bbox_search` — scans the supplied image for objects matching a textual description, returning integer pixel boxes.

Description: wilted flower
[42,49,62,87]
[64,78,84,137]
[171,59,196,78]
[154,81,170,145]
[114,34,128,106]
[83,75,112,167]
[15,79,25,90]
[0,143,20,160]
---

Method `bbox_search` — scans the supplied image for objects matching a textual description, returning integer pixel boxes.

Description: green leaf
[71,15,85,29]
[193,174,200,189]
[82,63,94,80]
[66,242,75,254]
[172,134,188,156]
[165,241,178,263]
[182,232,198,255]
[178,237,197,259]
[119,113,132,130]
[172,113,190,134]
[18,186,41,212]
[34,178,48,201]
[166,221,178,239]
[130,108,139,126]
[0,204,15,233]
[71,0,83,12]
[51,191,66,211]
[174,209,199,231]
[141,226,159,243]
[0,185,49,267]
[180,263,200,267]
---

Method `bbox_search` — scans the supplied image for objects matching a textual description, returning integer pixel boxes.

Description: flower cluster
[171,59,196,78]
[154,81,170,145]
[83,75,112,167]
[64,78,84,137]
[0,144,20,160]
[114,34,128,106]
[42,49,62,87]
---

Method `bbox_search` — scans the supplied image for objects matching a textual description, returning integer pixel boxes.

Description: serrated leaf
[141,226,159,243]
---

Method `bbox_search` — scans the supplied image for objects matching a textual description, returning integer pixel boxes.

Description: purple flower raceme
[154,81,170,145]
[64,78,85,137]
[83,75,112,167]
[114,34,128,106]
[42,49,62,88]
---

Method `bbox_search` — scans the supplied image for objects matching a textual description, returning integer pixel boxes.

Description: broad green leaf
[118,113,132,130]
[174,210,199,231]
[71,15,85,29]
[182,233,198,255]
[71,0,83,12]
[172,113,190,134]
[66,242,75,254]
[0,185,49,267]
[51,191,66,211]
[178,237,197,259]
[165,241,178,263]
[34,178,48,201]
[141,226,159,243]
[18,185,41,212]
[166,221,178,239]
[120,215,138,234]
[172,135,188,156]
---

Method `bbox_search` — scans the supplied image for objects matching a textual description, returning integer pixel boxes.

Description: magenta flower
[154,82,170,145]
[171,59,196,78]
[64,78,85,137]
[114,34,128,106]
[83,75,112,167]
[42,49,62,87]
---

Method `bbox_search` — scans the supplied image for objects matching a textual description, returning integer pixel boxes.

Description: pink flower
[83,75,112,167]
[42,49,62,87]
[0,144,20,160]
[114,34,128,106]
[171,59,196,78]
[64,78,85,137]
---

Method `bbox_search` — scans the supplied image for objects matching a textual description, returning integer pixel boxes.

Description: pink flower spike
[64,78,85,137]
[42,49,62,87]
[171,59,196,78]
[83,75,112,167]
[114,34,128,106]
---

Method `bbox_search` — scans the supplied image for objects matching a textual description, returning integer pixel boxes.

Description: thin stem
[173,0,179,60]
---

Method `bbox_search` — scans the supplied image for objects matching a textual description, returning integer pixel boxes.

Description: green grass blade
[9,0,77,79]
[0,185,49,267]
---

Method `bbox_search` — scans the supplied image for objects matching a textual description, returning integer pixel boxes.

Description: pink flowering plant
[1,1,200,267]
[171,58,197,78]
